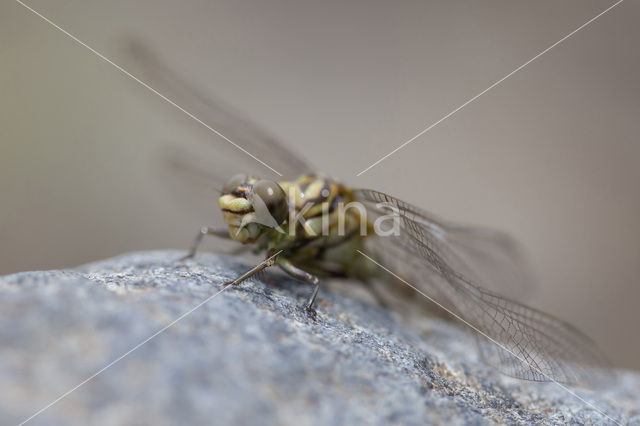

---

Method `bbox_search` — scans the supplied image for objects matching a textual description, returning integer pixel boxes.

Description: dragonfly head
[218,173,289,243]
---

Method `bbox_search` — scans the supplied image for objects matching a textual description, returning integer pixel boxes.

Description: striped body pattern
[135,41,612,387]
[218,174,371,276]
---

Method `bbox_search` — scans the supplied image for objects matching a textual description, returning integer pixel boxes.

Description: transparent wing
[434,224,535,299]
[122,39,313,183]
[355,189,611,386]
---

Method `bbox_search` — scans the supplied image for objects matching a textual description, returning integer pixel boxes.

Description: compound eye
[251,180,288,226]
[222,173,248,194]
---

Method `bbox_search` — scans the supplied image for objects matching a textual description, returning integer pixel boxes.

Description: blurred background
[1,0,638,370]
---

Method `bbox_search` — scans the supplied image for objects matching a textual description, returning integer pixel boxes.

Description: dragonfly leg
[277,258,320,310]
[182,226,230,260]
[222,250,280,288]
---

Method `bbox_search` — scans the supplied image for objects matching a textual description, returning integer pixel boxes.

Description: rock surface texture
[0,251,638,425]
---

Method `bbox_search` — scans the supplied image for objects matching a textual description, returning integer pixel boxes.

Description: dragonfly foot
[302,304,317,319]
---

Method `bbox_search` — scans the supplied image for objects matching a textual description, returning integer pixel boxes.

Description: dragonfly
[126,41,611,387]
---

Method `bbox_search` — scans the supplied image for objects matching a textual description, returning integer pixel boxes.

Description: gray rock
[0,251,638,426]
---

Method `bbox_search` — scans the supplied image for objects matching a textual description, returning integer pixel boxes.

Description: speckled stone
[0,251,638,425]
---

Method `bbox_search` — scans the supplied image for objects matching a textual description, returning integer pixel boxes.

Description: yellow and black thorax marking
[278,174,367,239]
[217,174,370,244]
